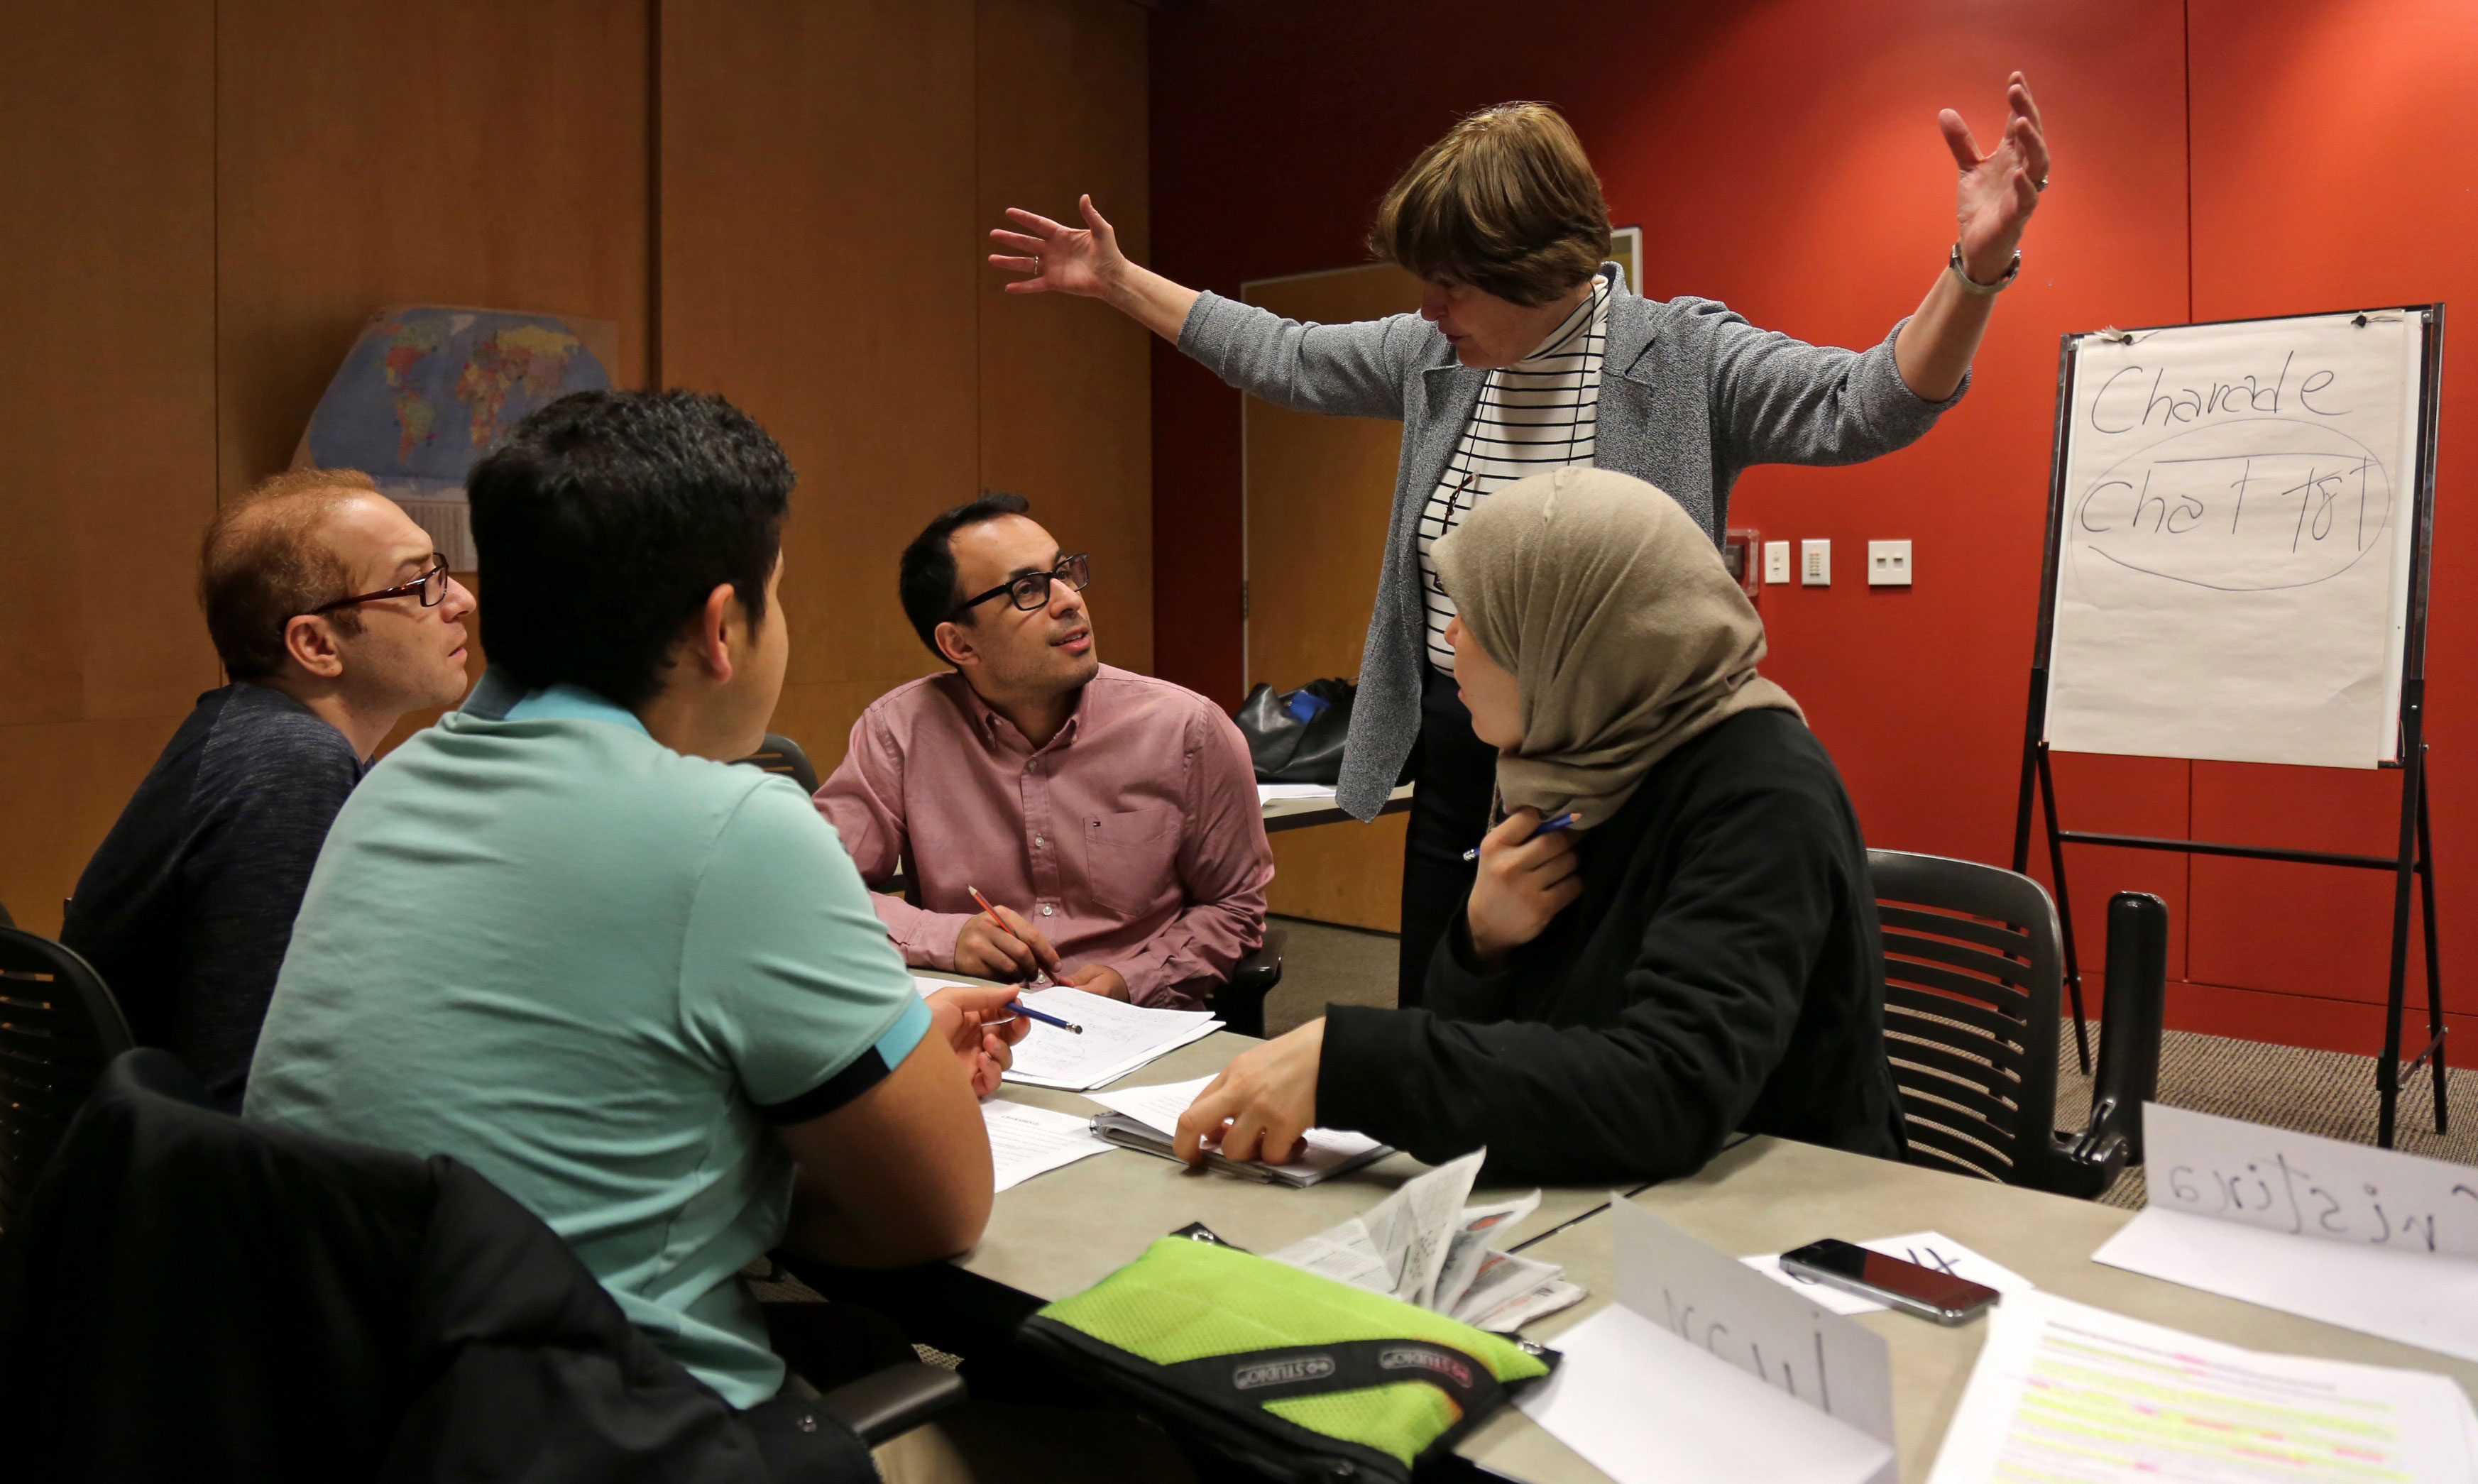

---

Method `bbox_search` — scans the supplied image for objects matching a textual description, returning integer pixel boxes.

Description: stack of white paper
[980,1099,1114,1193]
[1256,782,1339,806]
[996,989,1220,1092]
[1084,1074,1388,1186]
[2092,1104,2478,1362]
[1517,1200,1898,1484]
[1928,1290,2478,1482]
[912,975,1222,1089]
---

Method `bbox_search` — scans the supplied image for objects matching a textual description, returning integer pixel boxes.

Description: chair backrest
[1868,850,2068,1190]
[0,929,135,1224]
[735,731,820,795]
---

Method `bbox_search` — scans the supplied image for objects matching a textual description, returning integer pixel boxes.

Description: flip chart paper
[1926,1290,2477,1483]
[2044,310,2425,768]
[2090,1104,2478,1361]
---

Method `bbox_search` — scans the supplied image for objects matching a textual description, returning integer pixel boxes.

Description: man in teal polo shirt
[246,390,1024,1412]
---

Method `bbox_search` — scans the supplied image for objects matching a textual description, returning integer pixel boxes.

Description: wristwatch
[1948,241,2022,295]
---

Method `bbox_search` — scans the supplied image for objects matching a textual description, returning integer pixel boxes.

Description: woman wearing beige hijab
[1174,470,1904,1182]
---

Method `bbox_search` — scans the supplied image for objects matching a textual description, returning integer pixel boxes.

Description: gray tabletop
[966,1029,1611,1302]
[1456,1135,2478,1483]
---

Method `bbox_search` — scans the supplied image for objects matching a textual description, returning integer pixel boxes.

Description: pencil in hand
[1462,810,1581,862]
[967,884,1056,991]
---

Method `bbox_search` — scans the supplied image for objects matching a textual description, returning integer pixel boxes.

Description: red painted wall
[1148,0,2474,1060]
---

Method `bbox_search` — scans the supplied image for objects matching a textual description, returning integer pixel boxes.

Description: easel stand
[2015,304,2448,1150]
[2012,697,2446,1150]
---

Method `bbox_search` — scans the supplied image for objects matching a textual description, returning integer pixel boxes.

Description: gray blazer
[1177,267,1966,820]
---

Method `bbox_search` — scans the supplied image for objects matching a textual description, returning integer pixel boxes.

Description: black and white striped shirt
[1418,269,1614,671]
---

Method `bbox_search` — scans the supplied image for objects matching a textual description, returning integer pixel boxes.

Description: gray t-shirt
[63,683,364,1111]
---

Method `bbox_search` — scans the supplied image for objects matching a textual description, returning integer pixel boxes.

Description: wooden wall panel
[660,0,982,771]
[0,1,217,935]
[3,0,1152,938]
[214,0,651,502]
[976,0,1155,677]
[1244,265,1422,930]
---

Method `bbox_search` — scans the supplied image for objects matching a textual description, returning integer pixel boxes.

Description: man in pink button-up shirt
[815,495,1273,1011]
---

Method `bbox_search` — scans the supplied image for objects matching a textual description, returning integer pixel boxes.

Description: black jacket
[0,1050,875,1484]
[1320,709,1906,1183]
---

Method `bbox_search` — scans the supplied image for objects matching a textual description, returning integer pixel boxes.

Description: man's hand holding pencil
[955,888,1063,984]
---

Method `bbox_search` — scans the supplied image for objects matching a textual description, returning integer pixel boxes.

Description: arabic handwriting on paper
[2145,1103,2478,1258]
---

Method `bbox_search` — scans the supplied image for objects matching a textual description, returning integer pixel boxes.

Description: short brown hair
[1370,102,1612,307]
[200,468,381,679]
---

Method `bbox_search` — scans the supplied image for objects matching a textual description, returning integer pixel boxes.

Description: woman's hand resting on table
[926,982,1031,1099]
[1465,807,1582,967]
[1172,1019,1327,1167]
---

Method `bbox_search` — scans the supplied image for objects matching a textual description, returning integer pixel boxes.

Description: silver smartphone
[1778,1238,2001,1325]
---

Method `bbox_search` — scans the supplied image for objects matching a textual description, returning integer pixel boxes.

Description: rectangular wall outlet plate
[1763,540,1791,584]
[1865,539,1913,586]
[1800,539,1831,586]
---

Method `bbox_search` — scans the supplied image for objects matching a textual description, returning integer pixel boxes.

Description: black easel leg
[2037,746,2092,1072]
[2418,769,2447,1135]
[2378,756,2423,1151]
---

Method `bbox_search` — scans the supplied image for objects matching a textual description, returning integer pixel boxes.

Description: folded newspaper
[1268,1150,1587,1332]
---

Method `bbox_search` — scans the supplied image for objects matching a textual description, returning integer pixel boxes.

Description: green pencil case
[1018,1235,1557,1483]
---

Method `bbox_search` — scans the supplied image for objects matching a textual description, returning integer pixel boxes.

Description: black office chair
[735,731,821,795]
[1869,851,2166,1199]
[0,1049,961,1481]
[0,898,13,929]
[0,927,134,1225]
[1212,927,1288,1039]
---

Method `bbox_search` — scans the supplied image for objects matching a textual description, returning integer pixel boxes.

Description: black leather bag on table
[1234,678,1355,785]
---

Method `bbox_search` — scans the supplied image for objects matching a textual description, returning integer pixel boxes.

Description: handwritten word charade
[2087,351,2350,435]
[2146,1105,2478,1261]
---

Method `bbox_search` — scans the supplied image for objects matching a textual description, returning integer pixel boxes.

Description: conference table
[934,1027,2478,1483]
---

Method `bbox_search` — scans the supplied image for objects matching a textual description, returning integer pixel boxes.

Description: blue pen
[1462,811,1580,862]
[1006,999,1082,1035]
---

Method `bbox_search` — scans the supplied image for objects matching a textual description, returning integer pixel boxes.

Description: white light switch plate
[1800,539,1830,586]
[1763,540,1791,584]
[1866,539,1913,586]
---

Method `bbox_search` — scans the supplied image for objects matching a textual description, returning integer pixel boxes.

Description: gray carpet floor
[1263,915,2473,1211]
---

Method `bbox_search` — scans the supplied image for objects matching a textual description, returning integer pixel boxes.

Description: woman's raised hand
[989,193,1124,298]
[1940,71,2049,281]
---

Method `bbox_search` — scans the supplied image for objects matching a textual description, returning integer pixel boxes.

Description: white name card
[2144,1102,2478,1259]
[1612,1198,1897,1446]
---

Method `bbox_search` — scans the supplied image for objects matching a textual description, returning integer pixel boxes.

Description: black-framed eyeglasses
[950,553,1090,619]
[309,556,452,615]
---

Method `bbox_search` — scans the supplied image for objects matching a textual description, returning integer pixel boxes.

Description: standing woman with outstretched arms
[990,79,2049,1009]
